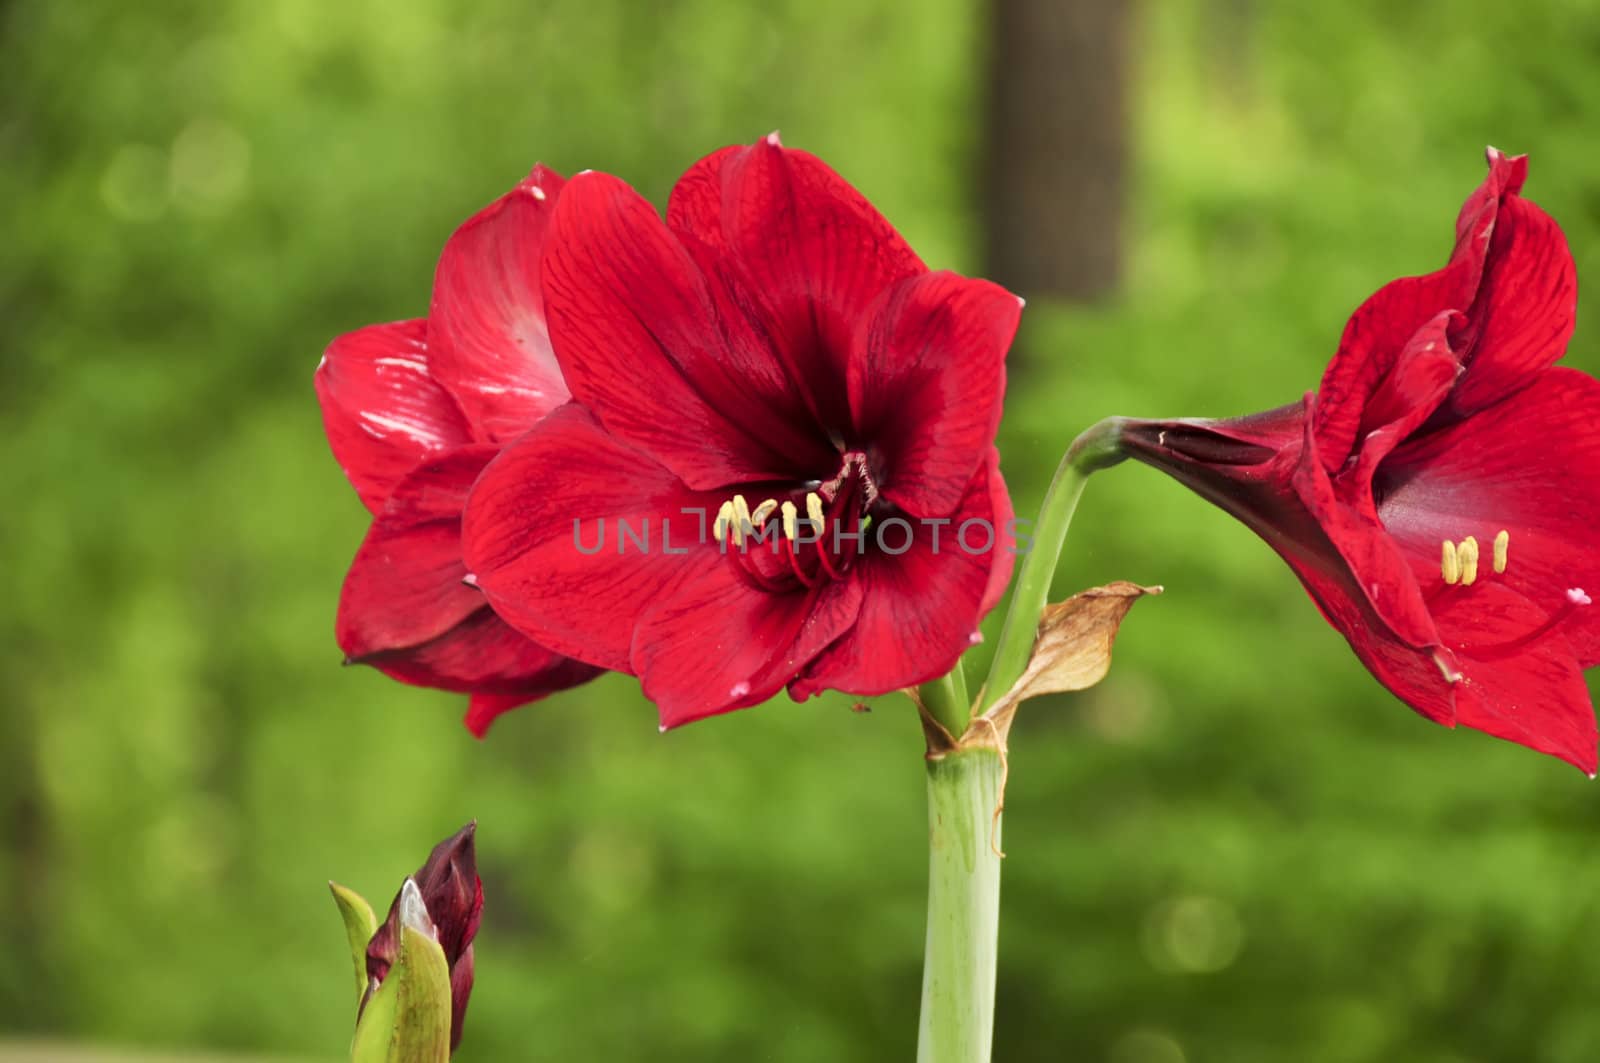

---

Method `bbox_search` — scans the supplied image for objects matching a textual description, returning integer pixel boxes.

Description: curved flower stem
[916,748,1004,1063]
[980,417,1126,712]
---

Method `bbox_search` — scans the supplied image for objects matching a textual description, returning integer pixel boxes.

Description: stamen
[713,500,735,544]
[750,498,778,525]
[731,495,752,546]
[805,491,825,530]
[1458,536,1479,586]
[781,500,798,540]
[1440,540,1460,585]
[1493,529,1509,573]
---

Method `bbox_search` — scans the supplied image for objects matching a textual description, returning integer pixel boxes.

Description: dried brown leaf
[986,581,1161,736]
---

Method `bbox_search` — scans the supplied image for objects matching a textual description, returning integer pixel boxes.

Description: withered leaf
[986,581,1161,736]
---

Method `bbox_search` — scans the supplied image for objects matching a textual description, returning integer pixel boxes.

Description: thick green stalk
[916,749,1005,1063]
[981,417,1125,711]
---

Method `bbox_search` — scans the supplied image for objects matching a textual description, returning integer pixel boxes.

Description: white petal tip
[729,681,751,699]
[398,878,437,940]
[764,130,782,146]
[529,185,547,201]
[1569,588,1592,606]
[461,573,479,588]
[967,631,984,646]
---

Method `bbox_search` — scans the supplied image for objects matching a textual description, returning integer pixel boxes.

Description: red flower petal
[634,568,864,729]
[849,271,1019,517]
[1434,581,1596,773]
[1377,367,1600,667]
[670,136,927,429]
[462,403,727,672]
[337,448,501,659]
[315,320,473,513]
[359,606,599,706]
[540,172,811,488]
[1311,269,1473,472]
[1448,194,1577,414]
[1292,406,1444,655]
[791,452,1014,698]
[428,165,572,443]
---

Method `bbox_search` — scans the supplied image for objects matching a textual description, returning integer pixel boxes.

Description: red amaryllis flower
[1119,149,1600,771]
[462,135,1022,728]
[316,166,601,736]
[364,822,482,1051]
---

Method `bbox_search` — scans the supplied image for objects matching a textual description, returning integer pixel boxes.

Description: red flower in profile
[462,136,1022,728]
[316,166,600,735]
[364,822,482,1052]
[1120,149,1600,771]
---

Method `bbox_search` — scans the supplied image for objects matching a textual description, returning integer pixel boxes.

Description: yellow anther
[731,495,752,546]
[713,500,735,544]
[780,500,798,540]
[1493,529,1509,574]
[1441,540,1460,585]
[750,498,778,525]
[805,491,825,530]
[1458,536,1480,586]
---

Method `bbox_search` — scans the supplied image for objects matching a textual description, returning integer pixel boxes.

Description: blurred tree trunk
[982,0,1133,303]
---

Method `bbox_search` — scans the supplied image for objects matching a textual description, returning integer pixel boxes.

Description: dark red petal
[315,320,473,513]
[1377,367,1600,666]
[465,692,539,737]
[1311,152,1536,470]
[790,452,1013,699]
[850,272,1021,517]
[449,944,474,1051]
[540,172,804,488]
[1292,402,1443,655]
[664,143,745,248]
[633,564,863,729]
[428,165,572,443]
[1335,311,1462,515]
[1433,581,1597,773]
[1448,194,1577,414]
[462,403,727,672]
[336,448,499,660]
[361,606,601,699]
[693,136,927,428]
[1312,268,1473,472]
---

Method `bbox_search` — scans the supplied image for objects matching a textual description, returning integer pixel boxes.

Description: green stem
[980,417,1125,711]
[916,749,1005,1063]
[919,663,971,738]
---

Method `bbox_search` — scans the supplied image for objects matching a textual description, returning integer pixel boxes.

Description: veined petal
[428,165,573,443]
[1433,580,1596,773]
[1377,367,1600,666]
[1292,403,1442,654]
[315,319,472,513]
[462,403,728,671]
[633,566,863,729]
[1448,194,1577,414]
[1312,268,1473,472]
[358,606,600,707]
[850,271,1020,517]
[337,447,501,660]
[540,172,807,488]
[679,136,927,429]
[791,452,1012,699]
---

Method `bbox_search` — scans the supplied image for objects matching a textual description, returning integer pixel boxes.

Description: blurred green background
[6,0,1600,1060]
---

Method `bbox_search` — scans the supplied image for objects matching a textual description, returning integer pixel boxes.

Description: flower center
[1427,527,1591,661]
[710,451,882,593]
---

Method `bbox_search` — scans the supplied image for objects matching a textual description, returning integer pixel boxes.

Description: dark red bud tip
[362,822,485,1041]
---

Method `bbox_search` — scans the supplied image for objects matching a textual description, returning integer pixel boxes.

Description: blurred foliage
[4,0,1600,1061]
